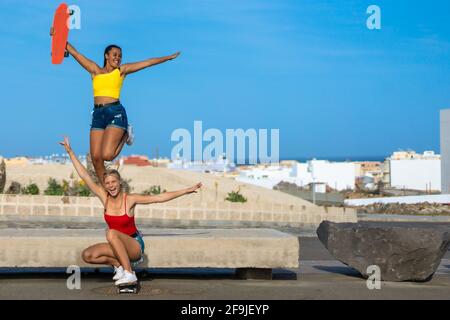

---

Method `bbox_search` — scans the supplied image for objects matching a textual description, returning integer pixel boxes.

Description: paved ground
[1,236,450,300]
[2,273,450,300]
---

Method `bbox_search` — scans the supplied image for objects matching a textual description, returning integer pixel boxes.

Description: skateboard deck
[117,282,140,294]
[51,3,70,64]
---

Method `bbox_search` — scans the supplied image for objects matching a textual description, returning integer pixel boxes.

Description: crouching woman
[59,137,202,285]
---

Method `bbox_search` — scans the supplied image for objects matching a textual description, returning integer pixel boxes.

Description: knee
[106,229,119,243]
[91,153,103,166]
[81,249,93,263]
[102,150,115,162]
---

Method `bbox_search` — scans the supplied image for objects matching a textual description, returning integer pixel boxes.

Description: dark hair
[103,44,122,67]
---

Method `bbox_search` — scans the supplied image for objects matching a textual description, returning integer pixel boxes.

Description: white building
[294,160,356,191]
[385,151,441,191]
[236,164,294,189]
[236,160,356,191]
[168,154,236,173]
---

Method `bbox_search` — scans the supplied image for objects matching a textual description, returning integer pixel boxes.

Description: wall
[390,159,441,191]
[0,194,358,228]
[441,109,450,193]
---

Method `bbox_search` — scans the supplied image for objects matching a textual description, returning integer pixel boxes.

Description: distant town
[0,149,441,197]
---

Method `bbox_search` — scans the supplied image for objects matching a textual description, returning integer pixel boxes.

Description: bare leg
[90,130,106,183]
[102,127,127,161]
[82,243,120,267]
[113,132,128,159]
[106,229,141,272]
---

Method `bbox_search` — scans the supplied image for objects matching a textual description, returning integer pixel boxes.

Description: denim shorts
[133,232,145,254]
[91,103,128,131]
[131,232,145,266]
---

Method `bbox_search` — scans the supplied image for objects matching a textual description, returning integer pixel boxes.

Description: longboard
[117,282,140,294]
[51,3,70,64]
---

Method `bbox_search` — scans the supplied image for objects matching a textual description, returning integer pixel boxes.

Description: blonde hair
[103,169,122,183]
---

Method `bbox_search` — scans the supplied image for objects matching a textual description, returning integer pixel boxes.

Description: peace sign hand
[58,136,72,153]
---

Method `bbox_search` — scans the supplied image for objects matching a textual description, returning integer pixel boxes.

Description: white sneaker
[104,160,113,169]
[112,265,124,281]
[126,124,134,146]
[115,270,138,286]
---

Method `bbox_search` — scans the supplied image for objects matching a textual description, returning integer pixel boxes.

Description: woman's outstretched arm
[59,137,107,203]
[128,182,202,206]
[120,52,181,75]
[50,27,99,74]
[66,43,101,75]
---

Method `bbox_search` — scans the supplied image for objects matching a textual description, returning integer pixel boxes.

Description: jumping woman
[51,28,180,182]
[59,137,201,285]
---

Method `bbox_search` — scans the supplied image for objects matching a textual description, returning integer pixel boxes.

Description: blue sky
[1,0,449,160]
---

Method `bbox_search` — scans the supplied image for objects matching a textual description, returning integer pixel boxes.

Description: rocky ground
[352,202,450,216]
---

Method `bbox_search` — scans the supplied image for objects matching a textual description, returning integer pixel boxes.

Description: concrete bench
[0,228,299,280]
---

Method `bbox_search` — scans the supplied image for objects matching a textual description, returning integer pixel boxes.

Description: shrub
[75,181,91,197]
[143,185,166,195]
[64,179,92,197]
[225,189,247,203]
[44,178,65,196]
[70,180,91,197]
[21,183,39,195]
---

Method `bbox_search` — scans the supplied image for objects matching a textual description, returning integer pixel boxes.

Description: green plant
[62,179,70,194]
[64,179,92,197]
[73,180,91,197]
[21,183,40,195]
[143,185,166,195]
[225,189,247,203]
[44,178,64,196]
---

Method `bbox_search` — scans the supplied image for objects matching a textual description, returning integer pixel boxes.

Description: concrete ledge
[0,228,299,270]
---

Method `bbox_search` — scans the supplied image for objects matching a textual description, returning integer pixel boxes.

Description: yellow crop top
[92,68,124,98]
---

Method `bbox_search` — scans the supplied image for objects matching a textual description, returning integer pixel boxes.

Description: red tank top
[104,193,138,236]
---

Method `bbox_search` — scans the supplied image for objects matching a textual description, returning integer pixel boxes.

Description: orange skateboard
[50,3,71,64]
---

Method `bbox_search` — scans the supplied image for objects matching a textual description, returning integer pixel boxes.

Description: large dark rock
[317,221,450,282]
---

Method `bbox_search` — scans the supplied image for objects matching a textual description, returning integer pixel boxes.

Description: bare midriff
[94,96,120,105]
